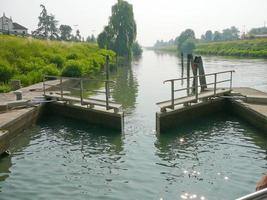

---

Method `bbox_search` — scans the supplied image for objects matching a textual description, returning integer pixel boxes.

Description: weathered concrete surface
[0,130,9,155]
[43,102,124,131]
[0,80,62,155]
[156,98,227,133]
[157,87,267,133]
[230,87,267,132]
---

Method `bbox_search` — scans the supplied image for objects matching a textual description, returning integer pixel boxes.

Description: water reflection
[112,65,138,111]
[155,113,267,199]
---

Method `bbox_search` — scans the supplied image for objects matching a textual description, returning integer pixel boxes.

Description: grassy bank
[195,39,267,58]
[0,35,115,92]
[149,39,267,58]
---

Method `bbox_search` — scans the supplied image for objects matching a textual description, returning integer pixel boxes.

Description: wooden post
[197,56,207,92]
[186,54,190,95]
[80,78,84,105]
[181,53,184,86]
[60,77,63,99]
[191,55,197,94]
[171,80,174,109]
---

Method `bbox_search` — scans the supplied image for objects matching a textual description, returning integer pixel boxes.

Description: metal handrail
[163,70,234,109]
[43,75,115,110]
[163,70,235,83]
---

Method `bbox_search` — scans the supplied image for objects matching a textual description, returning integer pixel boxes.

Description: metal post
[195,73,198,101]
[214,73,217,96]
[186,54,190,95]
[106,56,110,97]
[43,76,46,96]
[171,80,174,109]
[230,71,233,90]
[105,81,110,110]
[80,78,84,105]
[60,76,63,99]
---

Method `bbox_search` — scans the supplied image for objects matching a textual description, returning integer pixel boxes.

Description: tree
[97,0,137,59]
[177,29,195,50]
[180,39,195,55]
[132,41,142,56]
[204,30,213,41]
[221,26,240,40]
[249,27,267,35]
[74,29,81,42]
[59,25,72,41]
[213,31,222,41]
[33,4,59,40]
[86,34,96,43]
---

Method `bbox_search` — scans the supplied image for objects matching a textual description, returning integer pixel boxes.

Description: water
[1,51,267,200]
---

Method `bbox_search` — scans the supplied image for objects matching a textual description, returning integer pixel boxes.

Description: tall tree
[33,4,59,39]
[204,30,213,41]
[97,0,137,59]
[177,29,195,50]
[59,25,72,41]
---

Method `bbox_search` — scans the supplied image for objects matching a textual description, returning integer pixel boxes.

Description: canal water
[1,51,267,200]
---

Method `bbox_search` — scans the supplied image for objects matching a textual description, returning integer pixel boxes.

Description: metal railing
[163,70,235,108]
[43,75,115,110]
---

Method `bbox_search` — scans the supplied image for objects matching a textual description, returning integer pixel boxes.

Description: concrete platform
[156,87,267,133]
[0,79,124,156]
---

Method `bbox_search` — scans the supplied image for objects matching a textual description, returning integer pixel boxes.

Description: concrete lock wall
[156,98,267,134]
[43,102,124,131]
[228,100,267,133]
[156,99,228,133]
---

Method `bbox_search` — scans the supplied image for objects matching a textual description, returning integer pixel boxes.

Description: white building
[0,13,28,34]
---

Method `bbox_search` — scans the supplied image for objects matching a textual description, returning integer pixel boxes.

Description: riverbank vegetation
[0,35,115,92]
[195,39,267,58]
[152,26,267,58]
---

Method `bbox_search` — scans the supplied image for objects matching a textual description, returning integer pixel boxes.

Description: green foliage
[181,39,196,55]
[0,35,115,91]
[249,27,267,35]
[97,0,137,59]
[195,38,267,58]
[132,42,143,56]
[0,84,11,93]
[59,25,72,41]
[49,55,64,68]
[0,60,14,83]
[177,29,195,50]
[32,4,59,40]
[62,60,83,77]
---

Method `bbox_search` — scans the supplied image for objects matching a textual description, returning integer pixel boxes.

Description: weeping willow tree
[98,0,137,60]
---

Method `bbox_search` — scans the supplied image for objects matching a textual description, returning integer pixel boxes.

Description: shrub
[66,53,78,60]
[49,55,64,68]
[0,84,11,93]
[62,60,83,77]
[0,60,14,83]
[41,64,60,76]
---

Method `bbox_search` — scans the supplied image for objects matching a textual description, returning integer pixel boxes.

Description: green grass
[0,35,116,92]
[195,39,267,58]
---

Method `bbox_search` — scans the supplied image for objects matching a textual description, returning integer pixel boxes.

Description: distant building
[0,13,28,35]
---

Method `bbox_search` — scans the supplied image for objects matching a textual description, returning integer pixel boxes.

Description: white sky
[1,0,267,46]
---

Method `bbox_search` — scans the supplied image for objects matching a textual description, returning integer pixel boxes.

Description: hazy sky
[1,0,267,46]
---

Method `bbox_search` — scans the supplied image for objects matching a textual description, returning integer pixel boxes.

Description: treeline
[31,4,95,43]
[152,25,267,58]
[0,35,115,92]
